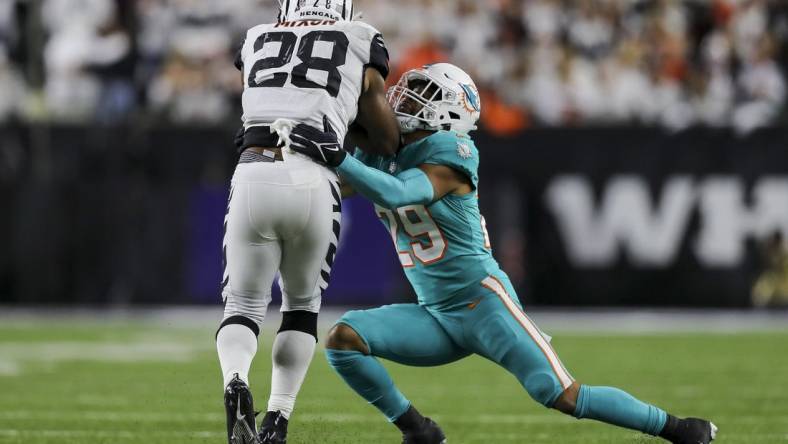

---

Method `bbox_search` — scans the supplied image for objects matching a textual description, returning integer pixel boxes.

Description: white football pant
[221,151,341,328]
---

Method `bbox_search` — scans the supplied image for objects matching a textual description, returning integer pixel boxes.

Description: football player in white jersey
[216,1,400,443]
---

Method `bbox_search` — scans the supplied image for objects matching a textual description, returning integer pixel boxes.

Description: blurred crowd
[0,0,787,133]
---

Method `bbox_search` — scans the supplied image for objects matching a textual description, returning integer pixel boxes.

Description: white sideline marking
[0,360,20,376]
[0,429,224,439]
[0,337,212,375]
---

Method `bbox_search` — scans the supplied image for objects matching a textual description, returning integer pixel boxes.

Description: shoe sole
[710,422,718,441]
[226,385,257,444]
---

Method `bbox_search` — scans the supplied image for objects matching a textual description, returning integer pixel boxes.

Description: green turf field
[1,319,786,443]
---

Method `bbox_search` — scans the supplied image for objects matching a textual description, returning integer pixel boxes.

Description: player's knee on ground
[523,371,566,408]
[279,310,318,341]
[325,322,368,354]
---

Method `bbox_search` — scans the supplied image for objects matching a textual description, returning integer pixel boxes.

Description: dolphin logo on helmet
[387,63,481,135]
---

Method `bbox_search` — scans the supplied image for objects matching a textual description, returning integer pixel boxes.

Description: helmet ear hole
[448,111,461,120]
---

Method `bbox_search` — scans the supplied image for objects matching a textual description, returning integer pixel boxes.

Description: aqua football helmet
[387,63,481,135]
[278,0,354,22]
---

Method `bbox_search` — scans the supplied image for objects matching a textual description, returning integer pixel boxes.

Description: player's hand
[289,116,347,168]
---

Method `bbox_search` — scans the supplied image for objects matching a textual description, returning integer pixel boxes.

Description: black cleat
[258,410,289,444]
[394,405,446,444]
[663,416,717,444]
[401,416,447,444]
[224,374,258,444]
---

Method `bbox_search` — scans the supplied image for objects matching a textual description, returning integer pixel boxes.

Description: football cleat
[670,418,717,444]
[402,417,447,444]
[258,410,289,444]
[224,374,258,444]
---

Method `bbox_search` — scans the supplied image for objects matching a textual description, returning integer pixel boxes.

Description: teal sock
[574,385,667,436]
[325,349,410,421]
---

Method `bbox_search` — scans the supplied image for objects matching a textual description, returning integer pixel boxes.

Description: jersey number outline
[377,205,447,267]
[247,30,349,97]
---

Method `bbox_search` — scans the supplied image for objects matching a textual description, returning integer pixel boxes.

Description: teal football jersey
[354,131,501,307]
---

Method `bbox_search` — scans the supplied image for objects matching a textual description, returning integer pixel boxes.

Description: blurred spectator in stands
[566,0,616,60]
[733,33,786,133]
[752,231,788,308]
[0,46,26,122]
[692,26,735,126]
[0,0,17,49]
[2,0,783,130]
[388,36,448,89]
[452,0,498,84]
[139,0,259,124]
[42,0,134,122]
[147,49,240,124]
[601,38,654,123]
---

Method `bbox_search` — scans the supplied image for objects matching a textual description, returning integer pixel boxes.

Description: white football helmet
[387,63,481,135]
[278,0,354,22]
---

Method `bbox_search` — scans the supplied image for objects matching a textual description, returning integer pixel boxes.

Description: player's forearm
[346,124,398,157]
[337,155,433,209]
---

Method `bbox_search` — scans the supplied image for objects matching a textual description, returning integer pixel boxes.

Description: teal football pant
[326,273,667,435]
[334,274,573,409]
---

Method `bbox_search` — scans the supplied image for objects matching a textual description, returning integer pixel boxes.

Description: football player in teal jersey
[288,63,717,444]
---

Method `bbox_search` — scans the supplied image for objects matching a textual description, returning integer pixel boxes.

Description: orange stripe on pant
[481,276,574,389]
[489,275,574,382]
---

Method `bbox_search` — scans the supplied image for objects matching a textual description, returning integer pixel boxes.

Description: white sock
[267,330,317,418]
[217,324,259,387]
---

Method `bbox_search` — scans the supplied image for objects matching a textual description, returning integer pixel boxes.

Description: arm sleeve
[337,155,434,209]
[366,33,390,80]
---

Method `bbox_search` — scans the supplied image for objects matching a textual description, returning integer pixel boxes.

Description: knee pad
[216,315,260,339]
[524,371,564,408]
[279,310,318,341]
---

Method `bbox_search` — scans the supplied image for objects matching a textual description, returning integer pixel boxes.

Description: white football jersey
[236,19,389,142]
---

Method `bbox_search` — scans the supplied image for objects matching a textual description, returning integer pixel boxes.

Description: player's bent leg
[218,315,261,444]
[325,306,464,443]
[217,315,261,387]
[219,178,281,389]
[266,310,318,417]
[568,382,716,443]
[224,373,258,444]
[219,178,284,444]
[257,310,319,444]
[325,322,368,353]
[468,276,573,408]
[476,275,716,443]
[258,176,339,443]
[567,382,666,435]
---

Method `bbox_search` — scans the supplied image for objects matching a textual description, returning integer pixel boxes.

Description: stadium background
[1,0,787,308]
[2,1,788,444]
